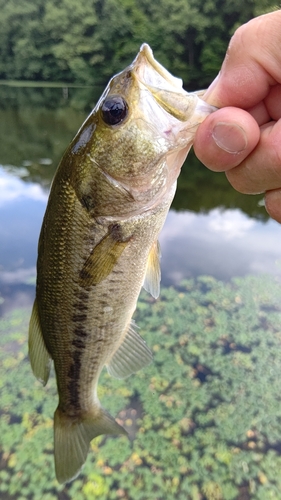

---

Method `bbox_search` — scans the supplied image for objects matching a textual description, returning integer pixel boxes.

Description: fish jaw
[133,43,217,129]
[131,43,184,92]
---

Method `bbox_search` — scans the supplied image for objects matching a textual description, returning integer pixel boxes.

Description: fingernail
[212,122,248,153]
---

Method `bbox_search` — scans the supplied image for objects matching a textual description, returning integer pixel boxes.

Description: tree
[0,0,278,84]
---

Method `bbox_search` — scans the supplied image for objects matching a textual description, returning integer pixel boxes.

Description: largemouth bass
[28,44,216,483]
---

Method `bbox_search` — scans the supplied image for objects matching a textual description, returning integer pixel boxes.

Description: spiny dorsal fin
[79,225,131,286]
[107,321,153,379]
[28,299,52,385]
[143,240,161,299]
[54,406,127,484]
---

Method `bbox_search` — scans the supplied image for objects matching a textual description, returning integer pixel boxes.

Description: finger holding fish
[193,106,260,172]
[194,11,281,220]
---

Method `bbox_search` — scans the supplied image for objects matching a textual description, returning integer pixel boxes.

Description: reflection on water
[1,163,281,315]
[0,85,101,181]
[160,208,281,285]
[0,85,279,314]
[0,167,47,313]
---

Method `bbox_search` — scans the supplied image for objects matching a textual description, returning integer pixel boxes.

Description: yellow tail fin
[54,407,127,483]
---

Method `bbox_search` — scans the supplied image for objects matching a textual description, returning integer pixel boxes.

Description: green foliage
[0,0,278,86]
[1,275,281,498]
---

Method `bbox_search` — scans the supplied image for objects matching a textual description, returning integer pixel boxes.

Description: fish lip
[132,43,183,91]
[131,44,192,121]
[131,44,217,123]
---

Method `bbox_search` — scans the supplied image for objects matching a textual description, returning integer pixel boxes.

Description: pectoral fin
[143,240,161,299]
[80,225,130,286]
[107,320,153,379]
[28,299,52,385]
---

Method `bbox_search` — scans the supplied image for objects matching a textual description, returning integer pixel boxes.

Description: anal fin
[28,299,51,385]
[107,321,153,379]
[143,240,161,299]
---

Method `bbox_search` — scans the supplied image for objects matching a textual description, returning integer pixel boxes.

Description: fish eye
[101,95,128,126]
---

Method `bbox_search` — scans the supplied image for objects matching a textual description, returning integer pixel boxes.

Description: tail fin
[54,407,127,484]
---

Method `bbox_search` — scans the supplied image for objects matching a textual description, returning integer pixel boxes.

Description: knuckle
[227,23,248,58]
[225,166,259,195]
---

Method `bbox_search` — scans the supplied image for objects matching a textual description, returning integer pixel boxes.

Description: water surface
[0,85,280,315]
[1,85,281,500]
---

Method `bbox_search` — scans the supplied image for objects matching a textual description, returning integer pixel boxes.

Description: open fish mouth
[132,43,217,123]
[132,43,184,92]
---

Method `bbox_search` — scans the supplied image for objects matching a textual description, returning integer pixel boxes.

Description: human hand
[193,10,281,223]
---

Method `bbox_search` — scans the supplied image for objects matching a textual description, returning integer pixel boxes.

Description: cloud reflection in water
[160,208,281,285]
[0,167,48,206]
[1,166,281,313]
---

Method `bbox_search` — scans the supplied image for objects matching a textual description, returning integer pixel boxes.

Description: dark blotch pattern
[72,338,86,349]
[73,326,88,338]
[66,287,90,410]
[72,313,87,323]
[67,351,82,410]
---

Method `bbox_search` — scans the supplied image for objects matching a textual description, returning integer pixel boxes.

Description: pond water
[0,85,280,315]
[1,85,281,500]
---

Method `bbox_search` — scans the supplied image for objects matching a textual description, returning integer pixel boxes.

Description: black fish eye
[101,95,128,126]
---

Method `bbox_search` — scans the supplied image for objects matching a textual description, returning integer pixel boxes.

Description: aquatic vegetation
[1,275,281,499]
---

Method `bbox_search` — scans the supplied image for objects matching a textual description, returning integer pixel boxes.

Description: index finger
[205,10,281,109]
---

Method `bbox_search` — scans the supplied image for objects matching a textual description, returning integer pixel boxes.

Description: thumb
[193,107,260,172]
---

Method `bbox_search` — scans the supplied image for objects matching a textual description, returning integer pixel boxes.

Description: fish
[28,43,216,484]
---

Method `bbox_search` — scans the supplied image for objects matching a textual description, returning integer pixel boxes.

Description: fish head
[73,44,216,213]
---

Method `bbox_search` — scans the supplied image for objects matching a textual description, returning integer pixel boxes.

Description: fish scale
[28,43,216,483]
